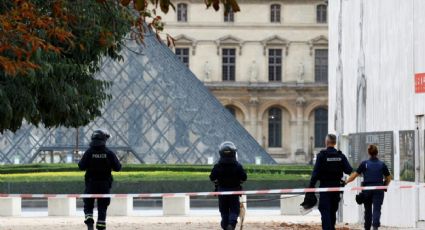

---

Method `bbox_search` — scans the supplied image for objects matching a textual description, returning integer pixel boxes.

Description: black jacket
[309,147,352,188]
[209,157,247,189]
[78,145,122,182]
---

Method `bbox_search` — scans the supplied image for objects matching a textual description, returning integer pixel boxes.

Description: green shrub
[0,164,311,194]
[0,180,310,194]
[0,171,310,183]
[0,163,312,175]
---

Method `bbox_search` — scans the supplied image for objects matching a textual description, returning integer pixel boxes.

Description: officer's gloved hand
[300,192,317,210]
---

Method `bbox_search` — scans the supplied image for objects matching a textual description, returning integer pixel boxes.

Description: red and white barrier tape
[0,185,422,199]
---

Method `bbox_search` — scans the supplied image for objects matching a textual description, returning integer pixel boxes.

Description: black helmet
[300,192,318,210]
[91,129,111,141]
[219,141,237,158]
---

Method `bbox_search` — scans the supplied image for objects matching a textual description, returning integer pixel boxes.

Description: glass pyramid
[0,31,276,165]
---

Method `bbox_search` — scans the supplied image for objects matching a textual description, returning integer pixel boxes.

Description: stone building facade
[158,0,329,163]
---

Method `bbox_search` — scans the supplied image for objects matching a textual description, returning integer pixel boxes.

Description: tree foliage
[0,0,131,132]
[0,0,239,133]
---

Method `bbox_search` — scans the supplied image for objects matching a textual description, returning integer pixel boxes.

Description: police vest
[319,150,344,182]
[362,159,385,186]
[86,148,113,180]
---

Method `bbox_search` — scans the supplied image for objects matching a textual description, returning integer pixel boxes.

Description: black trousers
[318,192,341,230]
[83,180,111,229]
[363,190,385,230]
[218,195,240,229]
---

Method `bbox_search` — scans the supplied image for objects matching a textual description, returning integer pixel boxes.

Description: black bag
[355,192,367,205]
[300,192,318,210]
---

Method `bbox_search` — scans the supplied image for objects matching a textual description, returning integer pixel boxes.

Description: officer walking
[345,144,392,230]
[78,130,122,230]
[210,141,247,230]
[309,134,353,230]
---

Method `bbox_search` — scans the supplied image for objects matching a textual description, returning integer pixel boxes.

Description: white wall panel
[330,0,422,134]
[414,0,425,115]
[330,0,425,227]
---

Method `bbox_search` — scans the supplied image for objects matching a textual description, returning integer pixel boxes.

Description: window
[268,108,282,147]
[270,4,281,23]
[315,49,328,83]
[222,48,236,81]
[175,48,189,67]
[226,106,236,117]
[177,3,188,22]
[224,9,234,22]
[317,4,327,23]
[268,49,282,82]
[314,108,328,148]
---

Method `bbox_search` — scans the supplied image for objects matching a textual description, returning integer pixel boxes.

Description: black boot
[96,221,106,230]
[225,224,235,230]
[84,217,94,230]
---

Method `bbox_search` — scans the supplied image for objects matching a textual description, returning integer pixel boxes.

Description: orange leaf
[134,0,146,11]
[121,0,131,6]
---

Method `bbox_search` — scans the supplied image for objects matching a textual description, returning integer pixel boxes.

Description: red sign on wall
[416,73,425,93]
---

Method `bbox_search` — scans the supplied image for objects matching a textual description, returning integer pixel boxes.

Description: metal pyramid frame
[0,31,276,164]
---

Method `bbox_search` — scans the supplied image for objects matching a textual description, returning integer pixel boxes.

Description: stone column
[295,96,306,162]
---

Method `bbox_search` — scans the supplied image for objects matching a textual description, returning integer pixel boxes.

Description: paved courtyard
[0,208,411,230]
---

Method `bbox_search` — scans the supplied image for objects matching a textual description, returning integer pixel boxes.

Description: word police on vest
[92,154,107,159]
[327,157,342,162]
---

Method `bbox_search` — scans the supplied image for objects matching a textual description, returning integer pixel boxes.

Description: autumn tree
[0,0,239,133]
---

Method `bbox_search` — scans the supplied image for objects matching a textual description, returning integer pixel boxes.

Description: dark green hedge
[0,180,309,194]
[0,164,312,175]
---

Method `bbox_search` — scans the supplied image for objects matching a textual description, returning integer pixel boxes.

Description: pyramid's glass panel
[0,32,276,165]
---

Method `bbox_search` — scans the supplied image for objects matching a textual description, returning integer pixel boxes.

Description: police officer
[309,134,353,230]
[345,144,392,230]
[210,141,247,230]
[78,130,122,230]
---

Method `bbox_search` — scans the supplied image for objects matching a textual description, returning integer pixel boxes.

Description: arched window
[226,106,236,117]
[268,107,282,147]
[314,108,328,147]
[270,4,281,23]
[316,4,327,23]
[177,3,188,22]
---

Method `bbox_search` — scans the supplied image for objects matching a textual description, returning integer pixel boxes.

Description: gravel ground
[0,216,404,230]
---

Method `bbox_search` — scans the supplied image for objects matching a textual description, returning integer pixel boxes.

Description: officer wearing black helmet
[308,134,353,230]
[78,129,122,230]
[210,141,247,230]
